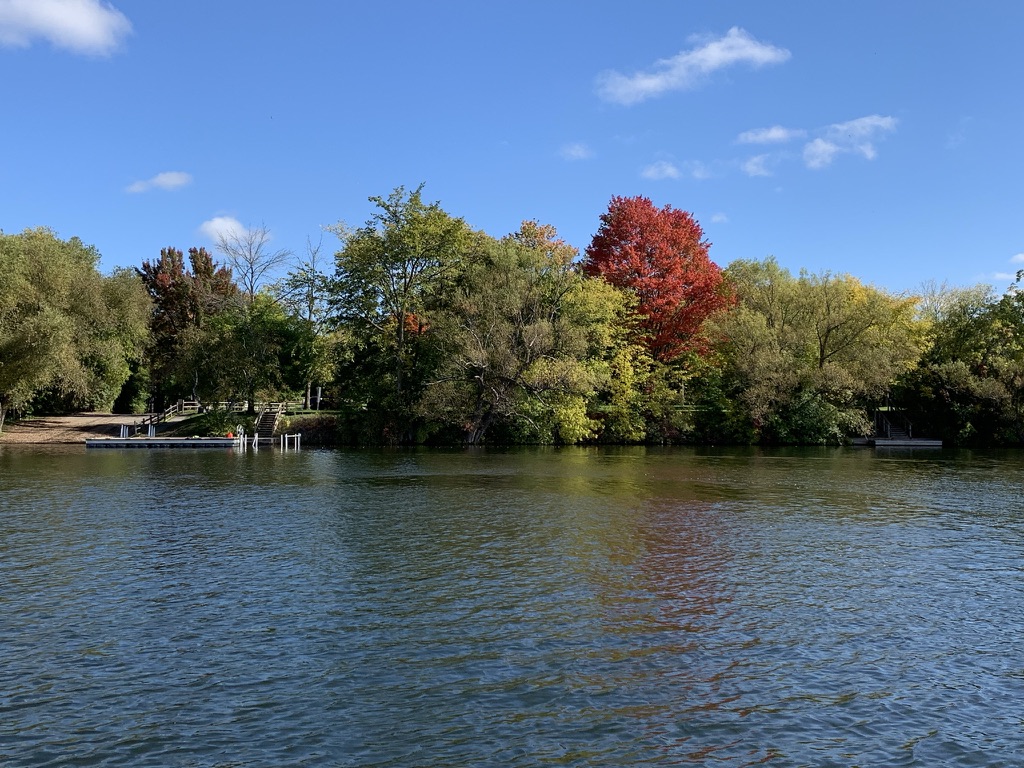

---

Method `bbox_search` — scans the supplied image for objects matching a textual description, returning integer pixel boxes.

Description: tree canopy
[7,188,1024,447]
[0,228,150,430]
[137,246,238,404]
[699,258,921,443]
[582,195,731,362]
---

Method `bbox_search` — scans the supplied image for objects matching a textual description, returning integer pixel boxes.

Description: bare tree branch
[215,222,291,304]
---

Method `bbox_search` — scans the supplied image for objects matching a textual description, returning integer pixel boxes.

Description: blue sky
[2,1,1021,293]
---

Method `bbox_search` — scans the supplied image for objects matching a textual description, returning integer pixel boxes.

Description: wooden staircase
[871,409,941,447]
[875,410,911,441]
[885,423,910,441]
[254,403,283,443]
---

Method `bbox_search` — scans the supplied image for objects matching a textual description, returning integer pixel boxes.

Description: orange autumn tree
[582,195,731,362]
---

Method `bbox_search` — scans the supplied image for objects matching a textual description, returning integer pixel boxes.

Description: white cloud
[200,216,246,243]
[737,125,805,144]
[799,115,897,170]
[126,171,192,194]
[803,138,840,170]
[804,114,898,169]
[0,0,131,56]
[596,27,790,105]
[711,213,729,224]
[688,161,712,180]
[993,272,1017,283]
[742,154,772,177]
[560,142,592,161]
[1009,253,1024,263]
[641,160,680,180]
[829,114,898,140]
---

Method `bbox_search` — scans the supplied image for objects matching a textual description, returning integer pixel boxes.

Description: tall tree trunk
[466,408,495,445]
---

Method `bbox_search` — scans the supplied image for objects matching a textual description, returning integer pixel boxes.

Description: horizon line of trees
[4,185,1024,446]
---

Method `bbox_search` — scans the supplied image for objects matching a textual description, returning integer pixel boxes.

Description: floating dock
[85,437,238,449]
[85,433,300,449]
[872,438,943,448]
[851,437,943,448]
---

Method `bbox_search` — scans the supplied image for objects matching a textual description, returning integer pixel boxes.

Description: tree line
[3,186,1023,446]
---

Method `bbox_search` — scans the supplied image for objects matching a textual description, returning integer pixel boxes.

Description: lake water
[2,445,1024,766]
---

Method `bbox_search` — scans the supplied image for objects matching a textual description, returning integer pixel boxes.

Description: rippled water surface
[3,445,1024,766]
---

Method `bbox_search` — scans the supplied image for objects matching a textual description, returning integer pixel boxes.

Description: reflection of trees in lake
[559,476,758,764]
[638,501,733,631]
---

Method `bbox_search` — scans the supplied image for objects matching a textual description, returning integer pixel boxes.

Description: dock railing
[875,409,913,440]
[137,399,200,430]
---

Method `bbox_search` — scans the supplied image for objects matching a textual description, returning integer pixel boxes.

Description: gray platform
[85,437,237,449]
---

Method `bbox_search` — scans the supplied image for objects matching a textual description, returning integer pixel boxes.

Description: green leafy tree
[897,278,1024,444]
[329,185,471,441]
[704,258,921,443]
[272,236,336,409]
[0,228,151,430]
[206,294,306,412]
[421,221,632,444]
[94,268,155,412]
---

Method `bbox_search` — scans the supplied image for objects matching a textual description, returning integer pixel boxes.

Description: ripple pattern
[2,446,1024,766]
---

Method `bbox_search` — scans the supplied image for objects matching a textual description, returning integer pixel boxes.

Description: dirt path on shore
[0,414,134,444]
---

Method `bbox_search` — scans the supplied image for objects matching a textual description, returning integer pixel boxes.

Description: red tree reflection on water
[584,499,774,766]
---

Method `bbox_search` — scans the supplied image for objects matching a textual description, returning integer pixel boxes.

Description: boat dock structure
[83,400,302,450]
[850,408,942,449]
[85,436,239,449]
[85,433,302,449]
[857,436,943,448]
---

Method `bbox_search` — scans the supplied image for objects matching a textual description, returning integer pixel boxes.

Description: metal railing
[875,410,913,440]
[232,423,301,451]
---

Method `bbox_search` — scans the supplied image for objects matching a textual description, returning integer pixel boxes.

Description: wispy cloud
[560,142,592,161]
[946,116,973,150]
[596,27,790,105]
[641,160,680,180]
[688,161,713,180]
[126,171,192,194]
[711,213,729,224]
[828,114,897,143]
[200,216,246,243]
[737,125,805,144]
[1009,253,1024,264]
[742,154,773,177]
[803,115,897,169]
[0,0,131,56]
[803,138,841,170]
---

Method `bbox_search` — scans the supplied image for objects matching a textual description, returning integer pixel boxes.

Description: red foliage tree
[137,247,237,336]
[582,195,731,361]
[136,247,238,403]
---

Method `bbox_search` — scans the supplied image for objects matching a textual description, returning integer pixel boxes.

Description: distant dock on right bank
[851,436,943,448]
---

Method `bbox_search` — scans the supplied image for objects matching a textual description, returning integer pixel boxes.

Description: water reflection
[4,445,1024,766]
